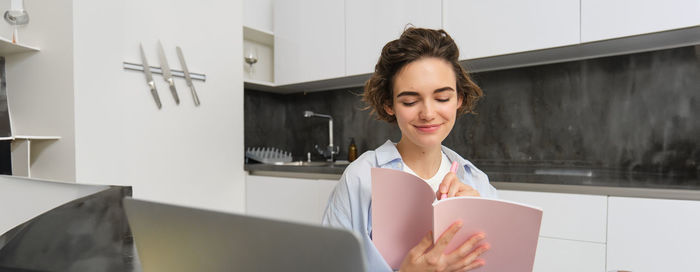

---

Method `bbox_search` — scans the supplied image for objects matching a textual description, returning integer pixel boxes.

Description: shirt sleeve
[321,174,352,228]
[322,168,393,272]
[472,168,499,199]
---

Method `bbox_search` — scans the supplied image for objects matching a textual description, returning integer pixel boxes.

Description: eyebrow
[396,87,455,98]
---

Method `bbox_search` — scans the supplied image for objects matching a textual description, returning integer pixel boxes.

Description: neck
[396,138,443,179]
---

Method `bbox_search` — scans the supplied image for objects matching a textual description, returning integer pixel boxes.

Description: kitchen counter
[245,163,700,201]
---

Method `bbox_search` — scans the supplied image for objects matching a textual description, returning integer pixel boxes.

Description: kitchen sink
[274,161,331,167]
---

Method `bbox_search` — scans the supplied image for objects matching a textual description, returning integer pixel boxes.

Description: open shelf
[0,135,60,178]
[243,26,275,86]
[243,26,273,46]
[0,37,40,55]
[0,135,61,141]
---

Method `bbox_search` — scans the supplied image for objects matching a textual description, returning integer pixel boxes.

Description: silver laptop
[123,197,367,272]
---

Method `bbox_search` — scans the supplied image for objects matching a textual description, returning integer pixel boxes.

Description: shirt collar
[440,145,473,176]
[374,140,476,177]
[374,140,402,167]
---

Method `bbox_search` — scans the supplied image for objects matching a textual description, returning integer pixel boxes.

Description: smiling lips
[414,124,441,133]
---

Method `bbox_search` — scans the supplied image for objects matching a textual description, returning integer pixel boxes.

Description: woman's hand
[399,221,489,272]
[438,171,480,200]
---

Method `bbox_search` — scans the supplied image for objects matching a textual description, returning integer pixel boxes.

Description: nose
[419,101,436,121]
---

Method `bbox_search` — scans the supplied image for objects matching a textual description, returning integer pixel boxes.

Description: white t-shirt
[402,152,451,192]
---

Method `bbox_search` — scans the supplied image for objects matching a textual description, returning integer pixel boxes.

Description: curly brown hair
[362,27,483,123]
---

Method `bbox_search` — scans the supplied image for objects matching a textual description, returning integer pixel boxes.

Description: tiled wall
[245,45,700,175]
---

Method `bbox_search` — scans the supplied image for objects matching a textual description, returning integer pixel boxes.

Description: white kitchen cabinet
[273,0,345,85]
[246,175,339,225]
[345,0,441,76]
[532,237,606,272]
[498,190,608,243]
[443,0,580,60]
[581,0,700,43]
[498,190,607,272]
[606,196,700,272]
[243,0,272,34]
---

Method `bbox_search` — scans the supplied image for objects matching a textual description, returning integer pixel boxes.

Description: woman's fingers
[438,172,454,199]
[407,231,434,259]
[446,173,460,198]
[439,173,481,199]
[460,244,490,267]
[460,259,486,271]
[426,220,463,258]
[448,232,485,259]
[444,233,487,271]
[401,225,490,272]
[456,185,480,197]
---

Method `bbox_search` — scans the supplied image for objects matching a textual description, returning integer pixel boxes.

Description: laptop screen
[123,197,367,272]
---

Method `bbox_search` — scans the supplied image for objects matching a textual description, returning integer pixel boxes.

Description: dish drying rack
[245,147,293,164]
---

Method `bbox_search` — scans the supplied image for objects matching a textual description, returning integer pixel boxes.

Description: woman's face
[385,57,462,149]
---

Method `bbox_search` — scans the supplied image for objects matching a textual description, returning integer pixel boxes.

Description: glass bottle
[348,138,358,162]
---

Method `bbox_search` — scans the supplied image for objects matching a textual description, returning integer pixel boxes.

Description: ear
[457,93,464,108]
[384,104,395,116]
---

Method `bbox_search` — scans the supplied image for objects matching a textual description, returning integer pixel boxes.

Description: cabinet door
[443,0,580,60]
[498,190,608,243]
[273,0,345,85]
[246,175,321,225]
[532,237,606,272]
[607,197,700,272]
[581,0,700,42]
[345,0,441,76]
[243,0,272,33]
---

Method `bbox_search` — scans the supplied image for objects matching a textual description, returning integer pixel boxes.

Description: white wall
[73,0,245,213]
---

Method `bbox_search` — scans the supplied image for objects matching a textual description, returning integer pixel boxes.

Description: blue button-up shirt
[322,140,498,271]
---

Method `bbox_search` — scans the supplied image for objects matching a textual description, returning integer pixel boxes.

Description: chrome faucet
[304,110,339,162]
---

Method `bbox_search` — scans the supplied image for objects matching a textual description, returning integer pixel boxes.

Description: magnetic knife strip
[122,62,206,82]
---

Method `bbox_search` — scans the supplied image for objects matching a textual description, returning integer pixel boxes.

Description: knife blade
[139,43,162,109]
[157,40,180,105]
[176,46,200,106]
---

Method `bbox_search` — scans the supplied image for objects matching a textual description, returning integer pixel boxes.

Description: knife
[139,43,162,109]
[176,46,201,106]
[157,40,180,105]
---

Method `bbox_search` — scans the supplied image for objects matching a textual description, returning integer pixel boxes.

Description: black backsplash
[245,46,700,176]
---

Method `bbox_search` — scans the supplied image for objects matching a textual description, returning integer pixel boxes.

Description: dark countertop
[245,163,700,200]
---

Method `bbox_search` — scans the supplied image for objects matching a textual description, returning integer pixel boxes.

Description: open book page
[371,167,435,269]
[433,197,543,272]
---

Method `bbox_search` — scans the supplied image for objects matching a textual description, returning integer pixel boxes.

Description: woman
[323,27,497,272]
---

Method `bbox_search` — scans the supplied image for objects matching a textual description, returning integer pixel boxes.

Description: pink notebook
[371,168,543,271]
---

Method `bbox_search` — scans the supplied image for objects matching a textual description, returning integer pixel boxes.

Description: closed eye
[436,98,450,102]
[402,101,417,106]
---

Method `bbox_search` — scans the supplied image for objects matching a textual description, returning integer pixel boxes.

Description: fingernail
[440,193,448,200]
[482,243,491,250]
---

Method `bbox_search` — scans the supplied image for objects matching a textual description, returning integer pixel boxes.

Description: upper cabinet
[581,0,700,43]
[345,0,441,76]
[443,0,580,60]
[266,0,699,89]
[273,0,345,85]
[243,0,272,33]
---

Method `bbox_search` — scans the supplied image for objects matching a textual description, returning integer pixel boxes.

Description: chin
[409,134,446,149]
